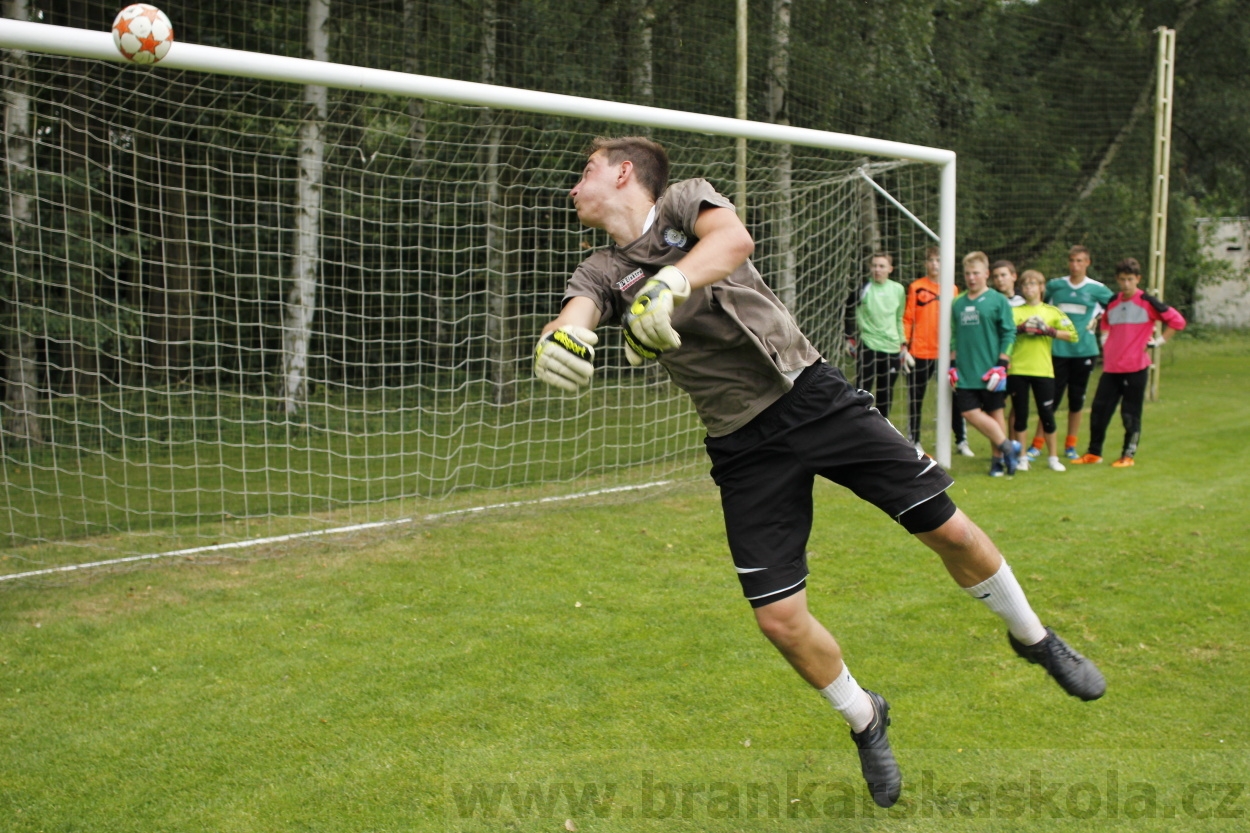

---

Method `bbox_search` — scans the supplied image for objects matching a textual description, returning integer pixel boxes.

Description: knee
[754,598,810,647]
[919,508,978,552]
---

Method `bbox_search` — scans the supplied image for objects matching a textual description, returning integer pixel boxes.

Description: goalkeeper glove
[948,367,959,387]
[621,325,653,366]
[534,325,598,392]
[982,365,1008,392]
[622,266,690,353]
[1022,315,1057,337]
[899,348,915,376]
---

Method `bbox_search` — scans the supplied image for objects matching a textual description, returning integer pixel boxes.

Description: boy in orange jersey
[901,247,974,456]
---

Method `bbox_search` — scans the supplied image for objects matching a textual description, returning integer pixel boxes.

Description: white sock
[819,664,875,733]
[963,560,1047,644]
[1048,456,1060,465]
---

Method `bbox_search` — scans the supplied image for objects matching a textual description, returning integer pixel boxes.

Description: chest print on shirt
[615,267,647,292]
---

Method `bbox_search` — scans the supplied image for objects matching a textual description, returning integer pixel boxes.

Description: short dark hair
[1114,257,1142,276]
[870,251,893,265]
[925,246,940,259]
[990,260,1016,275]
[1068,244,1091,259]
[587,136,669,201]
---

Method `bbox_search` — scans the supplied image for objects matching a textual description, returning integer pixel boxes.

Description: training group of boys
[532,137,1190,809]
[853,244,1187,476]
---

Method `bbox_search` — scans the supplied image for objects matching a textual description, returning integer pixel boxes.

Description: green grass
[1,334,1247,831]
[1,377,705,549]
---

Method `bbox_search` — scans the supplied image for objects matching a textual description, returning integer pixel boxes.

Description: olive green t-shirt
[564,179,821,437]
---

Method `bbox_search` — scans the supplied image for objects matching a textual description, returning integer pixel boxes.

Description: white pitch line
[0,480,674,583]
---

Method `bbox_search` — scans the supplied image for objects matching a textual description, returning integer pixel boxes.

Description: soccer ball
[111,4,174,65]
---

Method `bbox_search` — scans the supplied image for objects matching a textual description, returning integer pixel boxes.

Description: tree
[280,0,330,416]
[2,0,42,444]
[767,0,796,309]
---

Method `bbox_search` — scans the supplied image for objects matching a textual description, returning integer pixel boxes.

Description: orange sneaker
[1071,453,1103,465]
[1111,456,1135,468]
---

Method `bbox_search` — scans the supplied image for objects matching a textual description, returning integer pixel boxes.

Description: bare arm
[676,206,756,290]
[543,206,751,338]
[541,295,601,337]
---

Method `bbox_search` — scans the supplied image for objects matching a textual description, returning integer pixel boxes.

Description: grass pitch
[1,333,1247,831]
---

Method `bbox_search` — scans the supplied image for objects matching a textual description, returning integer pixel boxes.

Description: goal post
[0,18,956,564]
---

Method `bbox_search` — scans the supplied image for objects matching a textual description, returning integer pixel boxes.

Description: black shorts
[1052,355,1096,412]
[705,363,955,607]
[954,387,1006,415]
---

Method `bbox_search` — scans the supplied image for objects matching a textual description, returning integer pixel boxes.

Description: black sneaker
[850,690,902,808]
[1009,627,1107,701]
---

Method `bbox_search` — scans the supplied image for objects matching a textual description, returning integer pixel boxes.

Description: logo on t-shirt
[615,267,647,292]
[663,227,689,249]
[960,306,981,326]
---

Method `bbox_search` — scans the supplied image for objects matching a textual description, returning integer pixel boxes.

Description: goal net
[0,23,944,571]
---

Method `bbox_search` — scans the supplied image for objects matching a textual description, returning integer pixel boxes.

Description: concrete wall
[1194,217,1250,328]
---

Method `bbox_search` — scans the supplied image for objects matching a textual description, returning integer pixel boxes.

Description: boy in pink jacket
[1072,258,1186,467]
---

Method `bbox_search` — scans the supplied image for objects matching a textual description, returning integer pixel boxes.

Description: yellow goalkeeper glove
[621,266,690,353]
[534,325,598,392]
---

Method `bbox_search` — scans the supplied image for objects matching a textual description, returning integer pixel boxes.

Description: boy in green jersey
[1009,270,1078,472]
[950,252,1020,476]
[854,252,906,419]
[1029,246,1114,459]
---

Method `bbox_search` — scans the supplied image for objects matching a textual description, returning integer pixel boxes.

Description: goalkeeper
[535,136,1105,810]
[1008,270,1078,472]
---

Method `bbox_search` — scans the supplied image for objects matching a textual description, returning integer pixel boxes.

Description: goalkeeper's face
[570,151,621,229]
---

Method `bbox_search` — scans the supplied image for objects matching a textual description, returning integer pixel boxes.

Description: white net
[0,49,938,570]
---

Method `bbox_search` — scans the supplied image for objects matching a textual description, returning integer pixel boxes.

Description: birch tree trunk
[767,0,795,310]
[630,0,655,110]
[281,0,330,416]
[402,0,426,161]
[481,0,512,404]
[151,157,197,384]
[856,157,881,259]
[2,0,43,444]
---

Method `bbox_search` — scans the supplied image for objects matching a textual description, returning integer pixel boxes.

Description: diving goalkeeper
[534,136,1105,810]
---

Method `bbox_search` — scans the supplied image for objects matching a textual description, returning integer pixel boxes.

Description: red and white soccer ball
[111,4,174,65]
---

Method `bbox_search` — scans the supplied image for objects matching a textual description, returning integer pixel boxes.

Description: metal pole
[0,20,955,165]
[1147,26,1176,401]
[935,158,957,469]
[735,0,748,220]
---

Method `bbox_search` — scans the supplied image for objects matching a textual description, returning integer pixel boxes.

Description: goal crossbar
[0,19,954,166]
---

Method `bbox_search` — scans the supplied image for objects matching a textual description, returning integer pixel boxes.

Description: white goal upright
[0,18,955,569]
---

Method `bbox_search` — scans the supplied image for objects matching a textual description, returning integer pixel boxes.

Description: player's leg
[854,345,871,393]
[809,399,1104,703]
[957,390,1018,475]
[962,407,1005,442]
[1064,357,1096,457]
[705,364,901,808]
[907,358,934,446]
[953,408,974,456]
[911,506,1106,700]
[1007,376,1032,470]
[1031,377,1063,470]
[1113,368,1149,466]
[875,351,897,420]
[1076,372,1120,462]
[1033,356,1067,458]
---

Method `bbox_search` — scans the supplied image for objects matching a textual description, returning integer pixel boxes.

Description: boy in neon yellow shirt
[1009,270,1078,471]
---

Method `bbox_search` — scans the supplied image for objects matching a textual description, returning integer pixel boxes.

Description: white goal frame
[0,18,958,468]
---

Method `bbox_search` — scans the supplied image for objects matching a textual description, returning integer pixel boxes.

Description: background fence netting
[0,47,938,563]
